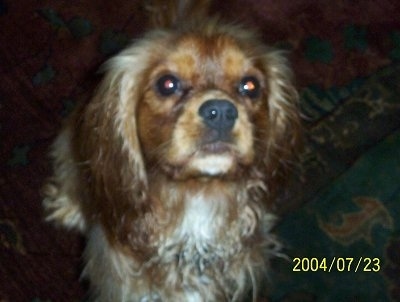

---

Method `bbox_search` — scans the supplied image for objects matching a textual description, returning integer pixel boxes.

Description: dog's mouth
[161,141,242,180]
[199,141,232,154]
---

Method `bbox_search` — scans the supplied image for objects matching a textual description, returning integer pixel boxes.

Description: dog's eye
[156,74,181,97]
[238,76,260,99]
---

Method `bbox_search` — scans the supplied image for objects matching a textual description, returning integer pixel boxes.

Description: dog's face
[128,29,297,181]
[138,35,259,179]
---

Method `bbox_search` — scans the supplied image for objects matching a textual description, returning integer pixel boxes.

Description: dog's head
[68,23,301,241]
[82,24,299,186]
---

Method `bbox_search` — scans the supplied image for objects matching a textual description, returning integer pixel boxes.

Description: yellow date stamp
[292,257,381,272]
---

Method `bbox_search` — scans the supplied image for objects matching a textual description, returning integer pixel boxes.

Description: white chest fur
[178,192,229,242]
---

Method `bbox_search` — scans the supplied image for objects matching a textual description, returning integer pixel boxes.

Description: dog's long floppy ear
[260,50,302,195]
[74,42,163,233]
[43,37,165,233]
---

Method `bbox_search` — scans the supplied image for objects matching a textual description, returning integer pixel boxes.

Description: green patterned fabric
[272,130,400,301]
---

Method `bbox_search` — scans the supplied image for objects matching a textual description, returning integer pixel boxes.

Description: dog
[43,0,300,300]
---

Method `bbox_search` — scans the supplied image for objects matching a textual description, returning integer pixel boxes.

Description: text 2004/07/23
[292,257,381,273]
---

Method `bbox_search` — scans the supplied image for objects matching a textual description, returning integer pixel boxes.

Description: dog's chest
[155,191,242,273]
[178,193,229,241]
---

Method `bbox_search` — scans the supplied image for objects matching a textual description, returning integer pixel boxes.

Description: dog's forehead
[165,34,251,80]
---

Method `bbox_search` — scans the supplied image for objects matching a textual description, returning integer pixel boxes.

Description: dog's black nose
[198,100,238,131]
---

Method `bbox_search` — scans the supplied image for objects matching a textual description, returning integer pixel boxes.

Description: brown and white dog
[43,0,300,301]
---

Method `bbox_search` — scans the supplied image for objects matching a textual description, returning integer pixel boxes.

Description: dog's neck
[145,173,267,243]
[104,171,270,260]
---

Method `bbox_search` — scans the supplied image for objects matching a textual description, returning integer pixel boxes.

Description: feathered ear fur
[260,50,301,197]
[42,124,87,232]
[42,34,170,234]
